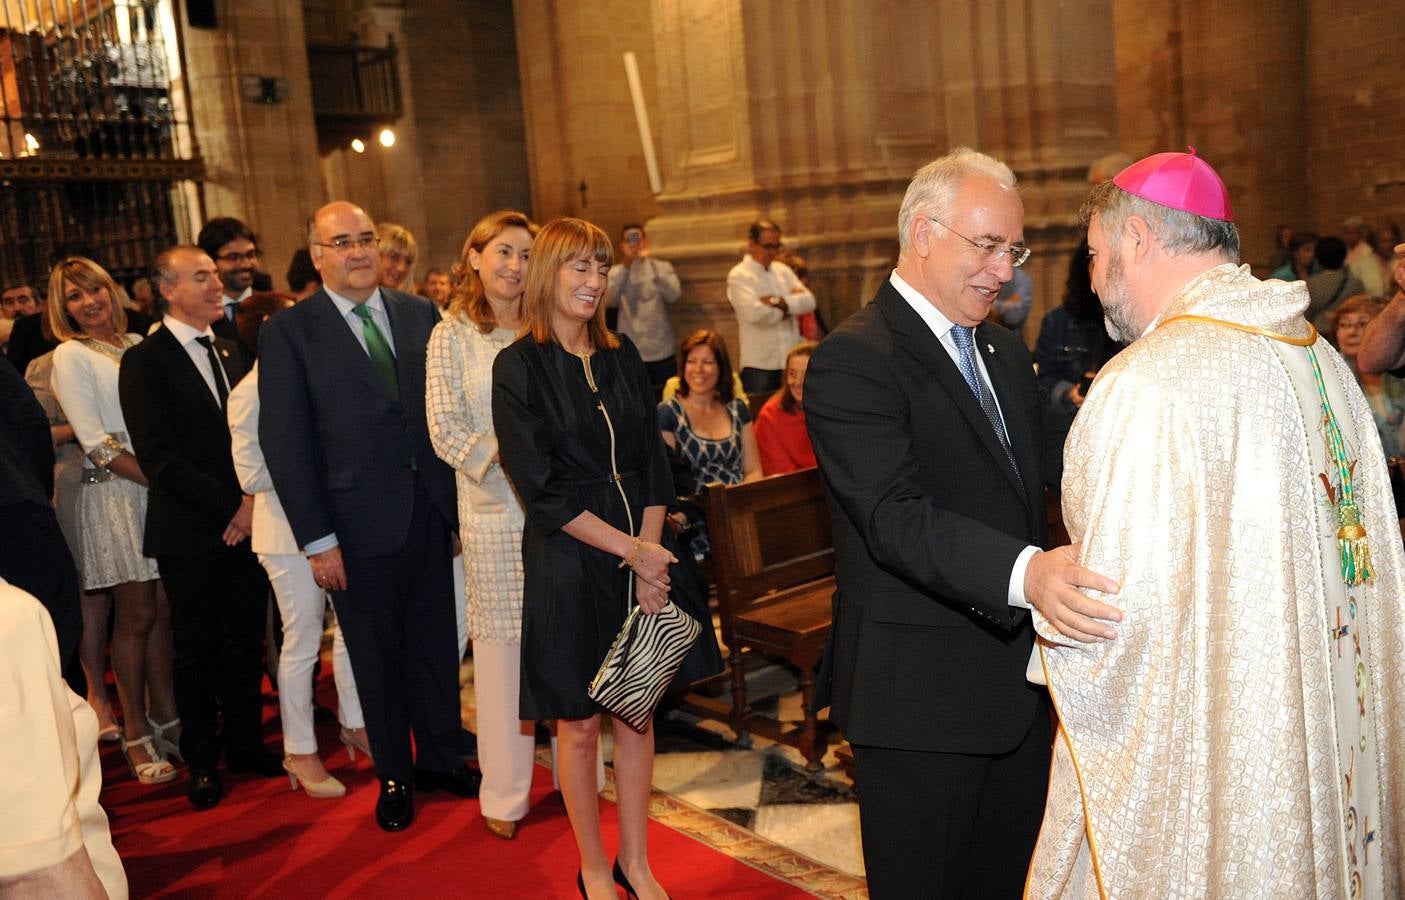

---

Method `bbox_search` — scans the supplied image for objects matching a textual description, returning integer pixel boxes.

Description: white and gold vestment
[1027,264,1405,898]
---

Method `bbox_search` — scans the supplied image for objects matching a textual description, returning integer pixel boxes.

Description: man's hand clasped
[1024,542,1122,643]
[310,546,348,592]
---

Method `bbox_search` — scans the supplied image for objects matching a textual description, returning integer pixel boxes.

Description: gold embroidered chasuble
[1026,264,1405,898]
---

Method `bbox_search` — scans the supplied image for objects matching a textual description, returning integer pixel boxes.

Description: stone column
[642,0,1120,351]
[181,0,323,282]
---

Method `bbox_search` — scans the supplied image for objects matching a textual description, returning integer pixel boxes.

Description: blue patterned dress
[657,395,751,555]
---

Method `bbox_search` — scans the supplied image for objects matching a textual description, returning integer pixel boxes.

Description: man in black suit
[196,217,268,362]
[0,354,82,689]
[258,201,471,832]
[118,245,279,810]
[805,148,1120,898]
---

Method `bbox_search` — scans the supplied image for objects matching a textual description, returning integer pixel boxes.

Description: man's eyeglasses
[216,249,262,264]
[759,242,784,252]
[926,216,1031,267]
[314,236,378,253]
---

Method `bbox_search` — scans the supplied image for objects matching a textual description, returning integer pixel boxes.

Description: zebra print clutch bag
[588,601,702,733]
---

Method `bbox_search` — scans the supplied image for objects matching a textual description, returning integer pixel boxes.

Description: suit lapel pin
[220,348,230,358]
[986,343,994,354]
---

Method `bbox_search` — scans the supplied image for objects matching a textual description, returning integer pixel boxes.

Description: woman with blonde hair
[426,209,538,838]
[376,222,418,291]
[492,218,720,899]
[47,256,179,784]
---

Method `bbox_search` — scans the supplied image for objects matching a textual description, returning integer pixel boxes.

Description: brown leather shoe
[483,816,518,840]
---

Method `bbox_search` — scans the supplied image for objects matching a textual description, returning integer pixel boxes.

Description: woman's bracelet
[618,536,644,570]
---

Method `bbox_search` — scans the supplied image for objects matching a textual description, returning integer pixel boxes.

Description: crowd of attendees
[1,194,1400,895]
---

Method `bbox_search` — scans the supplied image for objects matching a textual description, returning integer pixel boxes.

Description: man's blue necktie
[950,325,1022,485]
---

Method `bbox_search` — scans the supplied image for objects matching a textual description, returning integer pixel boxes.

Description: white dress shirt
[222,286,252,322]
[326,286,396,357]
[725,255,816,371]
[162,315,231,404]
[888,271,1038,609]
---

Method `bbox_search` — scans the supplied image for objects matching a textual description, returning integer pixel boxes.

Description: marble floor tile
[752,802,866,877]
[650,750,764,809]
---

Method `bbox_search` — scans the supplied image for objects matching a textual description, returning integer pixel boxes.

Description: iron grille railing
[307,40,402,121]
[0,0,200,293]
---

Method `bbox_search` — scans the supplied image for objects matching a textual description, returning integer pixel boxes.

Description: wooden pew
[679,468,836,771]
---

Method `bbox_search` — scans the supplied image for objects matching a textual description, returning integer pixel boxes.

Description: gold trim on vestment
[1036,642,1109,900]
[1158,314,1318,346]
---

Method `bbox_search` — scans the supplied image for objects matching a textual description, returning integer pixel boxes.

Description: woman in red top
[754,340,818,474]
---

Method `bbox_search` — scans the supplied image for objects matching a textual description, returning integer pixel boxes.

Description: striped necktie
[950,325,1021,485]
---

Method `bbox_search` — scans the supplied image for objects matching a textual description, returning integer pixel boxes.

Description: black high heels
[576,870,586,897]
[612,859,638,899]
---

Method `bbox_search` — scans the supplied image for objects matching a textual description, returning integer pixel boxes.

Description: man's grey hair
[1079,182,1240,261]
[897,148,1017,253]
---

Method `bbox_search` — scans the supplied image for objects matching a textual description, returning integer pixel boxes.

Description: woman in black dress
[493,218,719,900]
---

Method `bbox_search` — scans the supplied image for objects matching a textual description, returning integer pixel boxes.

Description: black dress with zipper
[492,334,722,720]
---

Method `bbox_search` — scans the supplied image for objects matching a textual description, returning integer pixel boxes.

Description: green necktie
[351,303,399,398]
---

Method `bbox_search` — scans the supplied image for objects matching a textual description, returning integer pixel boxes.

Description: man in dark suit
[118,245,279,810]
[196,216,268,362]
[804,148,1120,898]
[258,201,471,832]
[0,354,82,689]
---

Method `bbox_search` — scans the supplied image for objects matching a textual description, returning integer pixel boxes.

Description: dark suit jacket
[256,288,457,557]
[5,313,56,380]
[0,354,54,506]
[118,325,249,557]
[804,280,1053,756]
[213,309,254,364]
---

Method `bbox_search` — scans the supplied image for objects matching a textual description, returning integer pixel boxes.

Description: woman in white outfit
[227,364,367,797]
[47,257,176,785]
[426,209,541,839]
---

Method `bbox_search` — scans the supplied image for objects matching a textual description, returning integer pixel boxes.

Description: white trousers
[453,553,467,661]
[472,641,602,820]
[259,552,364,754]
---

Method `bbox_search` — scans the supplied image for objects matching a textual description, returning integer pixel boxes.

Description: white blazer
[227,365,301,556]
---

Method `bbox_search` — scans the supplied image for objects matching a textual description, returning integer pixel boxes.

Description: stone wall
[513,0,663,237]
[1304,3,1405,243]
[182,0,324,290]
[1114,0,1405,272]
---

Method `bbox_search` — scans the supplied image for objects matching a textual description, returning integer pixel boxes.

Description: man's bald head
[308,202,380,302]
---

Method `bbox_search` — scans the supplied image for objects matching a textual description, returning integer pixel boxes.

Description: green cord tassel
[1337,501,1373,585]
[1308,347,1373,587]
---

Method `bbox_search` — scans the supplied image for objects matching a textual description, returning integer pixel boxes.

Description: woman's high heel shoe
[122,734,177,785]
[612,860,638,899]
[339,726,373,764]
[147,716,182,763]
[483,816,518,840]
[283,755,346,799]
[576,871,586,898]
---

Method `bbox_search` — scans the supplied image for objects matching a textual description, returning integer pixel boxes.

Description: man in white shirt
[726,220,816,394]
[606,223,682,386]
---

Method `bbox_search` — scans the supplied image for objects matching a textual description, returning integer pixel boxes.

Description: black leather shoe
[226,745,284,778]
[414,765,481,798]
[187,768,223,810]
[376,779,414,832]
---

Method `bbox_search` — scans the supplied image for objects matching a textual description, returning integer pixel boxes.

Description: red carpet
[100,689,812,898]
